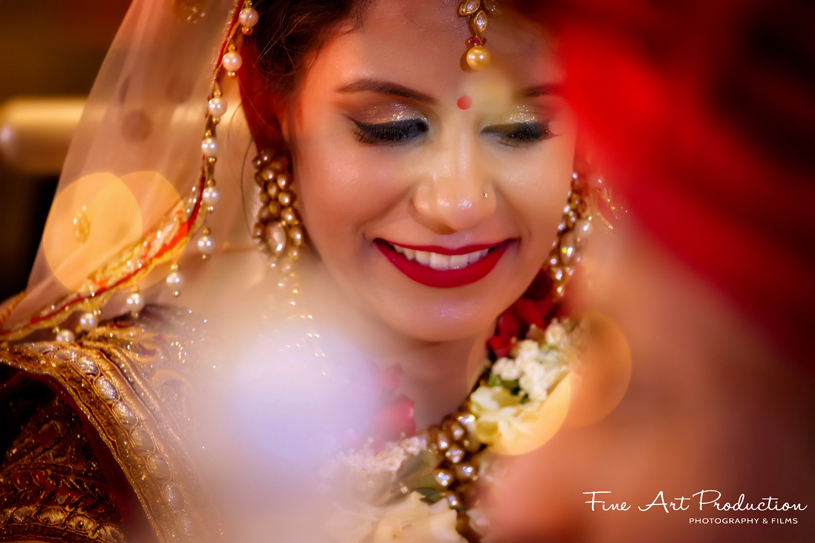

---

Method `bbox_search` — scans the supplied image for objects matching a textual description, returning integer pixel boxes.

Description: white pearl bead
[197,234,215,256]
[166,270,185,290]
[126,292,145,314]
[56,329,75,342]
[239,7,259,28]
[207,96,227,118]
[201,137,218,158]
[559,231,577,265]
[266,221,288,256]
[222,51,243,73]
[202,186,221,206]
[574,219,593,244]
[79,311,98,332]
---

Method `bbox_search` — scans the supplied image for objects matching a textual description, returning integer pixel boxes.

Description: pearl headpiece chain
[51,1,261,342]
[196,0,307,311]
[194,0,261,267]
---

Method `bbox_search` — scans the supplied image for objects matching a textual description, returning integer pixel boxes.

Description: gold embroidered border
[0,341,205,543]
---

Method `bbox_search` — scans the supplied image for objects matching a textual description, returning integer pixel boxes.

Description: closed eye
[482,122,551,147]
[351,119,429,145]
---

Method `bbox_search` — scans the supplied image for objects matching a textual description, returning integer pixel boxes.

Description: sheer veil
[0,0,259,340]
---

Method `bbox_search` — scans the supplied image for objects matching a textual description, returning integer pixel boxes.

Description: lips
[375,239,512,288]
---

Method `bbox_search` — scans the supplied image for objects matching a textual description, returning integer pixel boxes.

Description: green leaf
[416,488,442,504]
[397,450,441,481]
[501,378,520,390]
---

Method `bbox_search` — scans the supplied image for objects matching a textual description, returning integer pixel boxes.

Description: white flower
[515,340,541,365]
[470,385,520,412]
[491,357,520,380]
[380,453,404,473]
[540,348,562,368]
[519,361,565,401]
[469,386,527,445]
[470,380,572,455]
[327,439,419,483]
[326,491,465,543]
[400,436,424,457]
[544,320,567,347]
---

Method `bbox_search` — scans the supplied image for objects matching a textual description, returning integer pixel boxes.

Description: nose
[411,132,496,235]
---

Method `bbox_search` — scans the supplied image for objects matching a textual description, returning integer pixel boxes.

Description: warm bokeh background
[0,0,131,301]
[0,2,812,542]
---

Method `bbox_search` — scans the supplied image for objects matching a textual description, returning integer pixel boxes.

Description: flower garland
[321,308,589,543]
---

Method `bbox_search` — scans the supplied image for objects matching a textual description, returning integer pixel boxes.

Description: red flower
[486,269,563,358]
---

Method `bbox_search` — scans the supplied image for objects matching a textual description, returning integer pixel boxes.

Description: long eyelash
[484,122,552,146]
[352,119,429,145]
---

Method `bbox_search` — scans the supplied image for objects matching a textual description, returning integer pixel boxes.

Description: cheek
[498,135,576,252]
[291,125,406,259]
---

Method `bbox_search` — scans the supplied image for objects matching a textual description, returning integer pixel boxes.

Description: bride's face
[283,0,576,342]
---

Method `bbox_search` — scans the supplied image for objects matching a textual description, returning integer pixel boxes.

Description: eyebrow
[338,79,437,104]
[522,84,564,98]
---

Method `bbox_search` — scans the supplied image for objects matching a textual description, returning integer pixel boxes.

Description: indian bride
[0,0,632,542]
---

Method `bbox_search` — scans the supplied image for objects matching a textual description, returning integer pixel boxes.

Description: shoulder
[0,305,207,543]
[0,394,127,543]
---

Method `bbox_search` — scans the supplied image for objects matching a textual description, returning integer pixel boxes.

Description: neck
[307,262,493,429]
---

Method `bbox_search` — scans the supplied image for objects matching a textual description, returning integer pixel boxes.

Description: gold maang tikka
[458,0,501,70]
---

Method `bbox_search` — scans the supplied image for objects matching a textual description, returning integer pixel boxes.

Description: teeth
[415,250,431,265]
[450,254,468,269]
[429,253,449,270]
[469,250,488,264]
[391,244,493,269]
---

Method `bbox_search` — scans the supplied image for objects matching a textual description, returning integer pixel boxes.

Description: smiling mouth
[390,244,492,270]
[374,239,513,288]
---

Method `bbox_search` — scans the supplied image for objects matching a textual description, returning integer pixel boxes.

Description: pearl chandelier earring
[545,171,594,298]
[250,150,306,262]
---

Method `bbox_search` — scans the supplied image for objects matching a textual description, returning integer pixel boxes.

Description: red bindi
[457,95,473,110]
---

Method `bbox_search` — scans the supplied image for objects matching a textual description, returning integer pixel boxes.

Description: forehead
[309,0,562,94]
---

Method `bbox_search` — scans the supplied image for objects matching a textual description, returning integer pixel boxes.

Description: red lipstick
[375,239,512,289]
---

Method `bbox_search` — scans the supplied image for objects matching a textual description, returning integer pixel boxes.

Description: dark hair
[249,0,371,97]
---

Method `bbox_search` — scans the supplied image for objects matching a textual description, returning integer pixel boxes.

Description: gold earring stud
[251,150,306,261]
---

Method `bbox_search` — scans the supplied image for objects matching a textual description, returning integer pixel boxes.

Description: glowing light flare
[121,171,182,289]
[564,311,632,428]
[41,171,181,292]
[460,76,515,119]
[43,173,142,291]
[121,171,182,230]
[209,324,379,469]
[489,373,572,456]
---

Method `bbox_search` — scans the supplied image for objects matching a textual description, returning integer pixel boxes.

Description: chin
[361,243,542,343]
[364,270,525,344]
[320,240,544,344]
[376,302,500,344]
